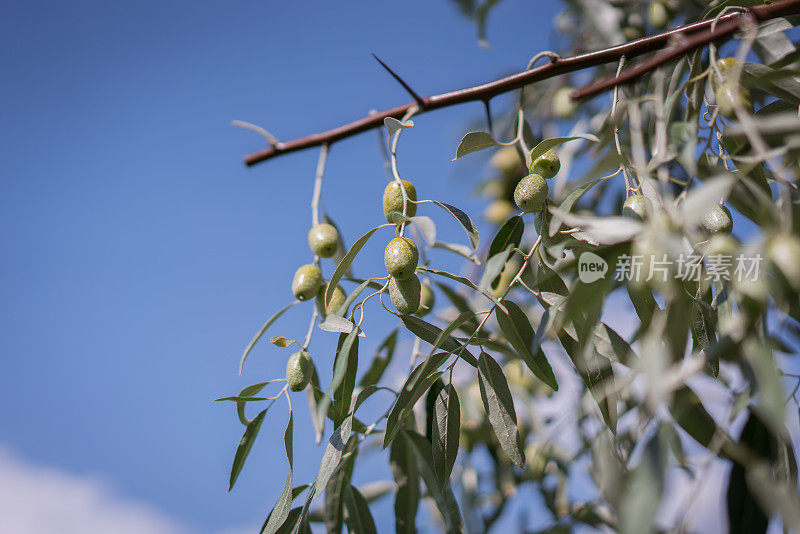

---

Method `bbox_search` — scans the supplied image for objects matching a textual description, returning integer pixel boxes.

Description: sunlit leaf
[477,352,524,467]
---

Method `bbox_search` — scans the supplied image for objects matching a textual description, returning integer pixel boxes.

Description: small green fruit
[286,351,313,392]
[717,57,738,75]
[307,223,339,258]
[388,275,421,315]
[701,204,733,235]
[490,146,521,175]
[292,264,323,301]
[647,0,669,29]
[416,284,435,317]
[530,149,560,179]
[622,25,644,41]
[552,87,578,119]
[767,234,800,290]
[622,194,651,220]
[715,82,751,119]
[384,237,419,280]
[704,234,738,261]
[383,180,417,223]
[316,283,347,317]
[514,174,548,213]
[484,199,515,226]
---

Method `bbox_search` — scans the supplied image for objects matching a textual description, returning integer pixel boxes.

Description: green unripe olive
[292,264,323,301]
[767,234,800,290]
[701,204,733,235]
[514,174,548,213]
[703,234,738,261]
[552,87,578,119]
[286,351,313,392]
[316,283,347,317]
[524,442,548,480]
[484,199,516,225]
[622,194,651,220]
[715,82,751,119]
[504,361,536,390]
[415,284,435,317]
[490,146,521,175]
[388,275,421,315]
[717,57,738,75]
[384,237,419,280]
[622,25,644,41]
[383,180,417,223]
[647,0,669,29]
[530,149,560,179]
[307,223,339,258]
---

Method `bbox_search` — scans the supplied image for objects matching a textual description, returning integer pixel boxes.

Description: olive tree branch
[242,0,800,166]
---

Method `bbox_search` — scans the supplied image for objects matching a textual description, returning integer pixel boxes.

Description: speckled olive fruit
[717,57,738,75]
[715,82,751,119]
[530,149,560,179]
[286,351,313,392]
[701,204,733,235]
[292,264,323,301]
[647,0,669,29]
[490,146,521,175]
[484,199,515,225]
[388,275,421,315]
[767,234,800,290]
[552,87,577,119]
[622,194,651,220]
[415,284,435,317]
[384,237,419,280]
[307,223,339,258]
[383,180,417,223]
[514,174,548,213]
[316,283,347,317]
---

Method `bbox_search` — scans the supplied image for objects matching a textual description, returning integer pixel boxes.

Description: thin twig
[243,0,800,166]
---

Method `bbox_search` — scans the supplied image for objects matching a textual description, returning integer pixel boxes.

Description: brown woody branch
[244,0,800,166]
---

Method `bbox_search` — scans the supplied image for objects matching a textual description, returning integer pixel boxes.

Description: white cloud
[0,444,192,534]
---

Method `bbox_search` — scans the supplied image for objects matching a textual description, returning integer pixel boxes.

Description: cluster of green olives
[513,149,560,213]
[291,218,347,315]
[382,181,435,316]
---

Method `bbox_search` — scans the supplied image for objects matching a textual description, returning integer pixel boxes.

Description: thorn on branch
[371,53,426,108]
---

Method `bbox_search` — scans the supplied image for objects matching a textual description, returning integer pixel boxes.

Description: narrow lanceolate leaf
[344,486,378,534]
[429,201,480,250]
[526,134,600,167]
[488,215,524,259]
[383,352,449,448]
[390,431,420,534]
[241,301,300,373]
[325,437,357,534]
[431,241,480,264]
[262,411,294,534]
[231,380,281,425]
[399,315,476,366]
[432,385,460,487]
[326,225,388,306]
[314,416,353,499]
[478,352,524,467]
[317,328,359,425]
[418,266,504,310]
[230,408,268,490]
[331,331,360,427]
[391,214,437,246]
[453,130,499,159]
[306,366,325,443]
[404,430,464,534]
[495,300,558,391]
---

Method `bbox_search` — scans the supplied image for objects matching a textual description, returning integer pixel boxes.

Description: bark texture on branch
[243,0,800,167]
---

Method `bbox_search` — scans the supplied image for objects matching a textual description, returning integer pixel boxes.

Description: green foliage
[221,1,800,531]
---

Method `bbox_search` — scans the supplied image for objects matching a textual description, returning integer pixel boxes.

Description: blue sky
[0,1,565,532]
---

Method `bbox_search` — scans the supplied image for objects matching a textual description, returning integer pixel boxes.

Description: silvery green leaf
[319,315,358,335]
[453,131,500,159]
[384,117,413,137]
[327,225,388,306]
[526,134,600,168]
[344,486,377,534]
[488,215,524,259]
[432,384,460,487]
[261,411,294,534]
[230,408,268,490]
[477,352,524,467]
[550,209,642,245]
[392,213,437,246]
[494,300,558,390]
[314,416,353,501]
[431,241,480,264]
[429,201,480,249]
